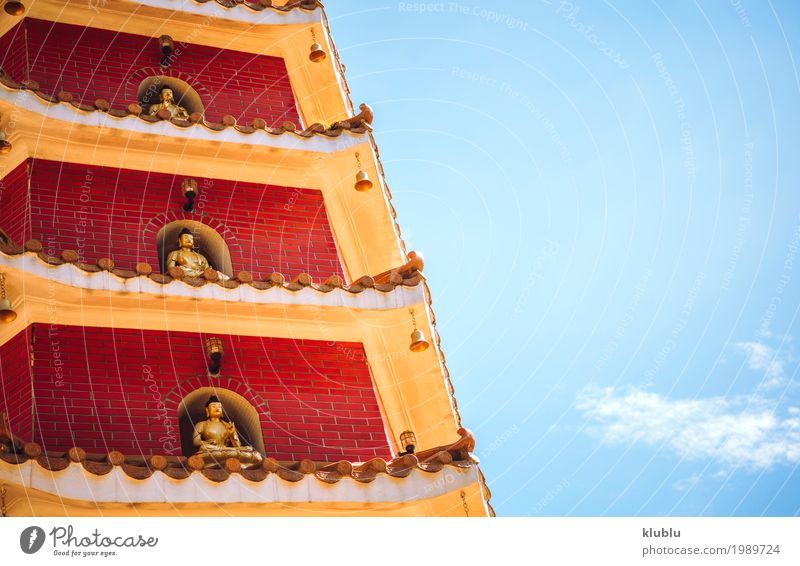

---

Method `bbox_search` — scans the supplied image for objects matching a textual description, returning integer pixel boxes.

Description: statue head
[161,88,175,103]
[205,395,223,419]
[177,228,194,249]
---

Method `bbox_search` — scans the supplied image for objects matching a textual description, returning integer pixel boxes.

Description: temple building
[0,0,492,516]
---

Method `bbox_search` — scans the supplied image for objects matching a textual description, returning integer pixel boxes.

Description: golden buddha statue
[192,395,263,466]
[148,87,190,120]
[165,228,210,277]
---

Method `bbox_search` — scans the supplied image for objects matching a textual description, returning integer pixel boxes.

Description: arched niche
[177,387,266,458]
[156,220,233,277]
[137,76,205,115]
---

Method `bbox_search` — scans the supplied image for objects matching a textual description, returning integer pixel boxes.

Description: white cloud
[736,341,787,388]
[576,387,800,470]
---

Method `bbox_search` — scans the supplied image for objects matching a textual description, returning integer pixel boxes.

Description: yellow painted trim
[2,1,349,126]
[0,96,403,281]
[0,264,459,452]
[1,480,489,516]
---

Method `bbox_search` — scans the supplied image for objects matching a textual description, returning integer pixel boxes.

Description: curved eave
[0,89,405,285]
[0,458,479,504]
[133,0,322,23]
[0,85,366,154]
[0,250,424,311]
[0,254,464,456]
[0,461,488,516]
[4,0,323,42]
[1,0,350,125]
[0,430,493,515]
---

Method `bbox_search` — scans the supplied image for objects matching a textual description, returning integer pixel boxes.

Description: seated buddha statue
[192,395,263,467]
[165,228,210,278]
[148,87,190,120]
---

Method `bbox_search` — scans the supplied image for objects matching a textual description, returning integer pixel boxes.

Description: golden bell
[205,336,224,359]
[0,298,17,324]
[309,43,326,62]
[159,34,174,52]
[399,430,417,454]
[3,2,25,16]
[354,170,373,192]
[0,131,10,155]
[409,328,429,352]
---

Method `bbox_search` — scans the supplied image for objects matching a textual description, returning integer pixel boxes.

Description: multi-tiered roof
[0,0,492,516]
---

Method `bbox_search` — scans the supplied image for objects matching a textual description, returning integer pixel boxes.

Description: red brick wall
[0,21,27,81]
[0,159,29,244]
[26,159,344,280]
[28,324,390,461]
[3,18,301,126]
[0,327,33,441]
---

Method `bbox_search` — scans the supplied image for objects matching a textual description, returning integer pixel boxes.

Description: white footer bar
[1,517,798,565]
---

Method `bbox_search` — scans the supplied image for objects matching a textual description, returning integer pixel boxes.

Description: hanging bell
[0,298,17,324]
[399,430,417,455]
[159,34,175,67]
[354,170,373,192]
[182,178,198,211]
[3,2,25,16]
[0,131,11,155]
[409,328,429,352]
[309,42,326,63]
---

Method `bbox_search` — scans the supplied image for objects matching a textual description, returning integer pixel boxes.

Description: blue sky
[324,1,800,516]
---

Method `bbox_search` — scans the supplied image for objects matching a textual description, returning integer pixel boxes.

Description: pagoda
[0,0,492,517]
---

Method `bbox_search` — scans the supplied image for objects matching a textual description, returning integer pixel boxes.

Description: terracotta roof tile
[192,0,321,13]
[373,250,424,284]
[0,240,422,295]
[0,429,478,486]
[0,76,369,140]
